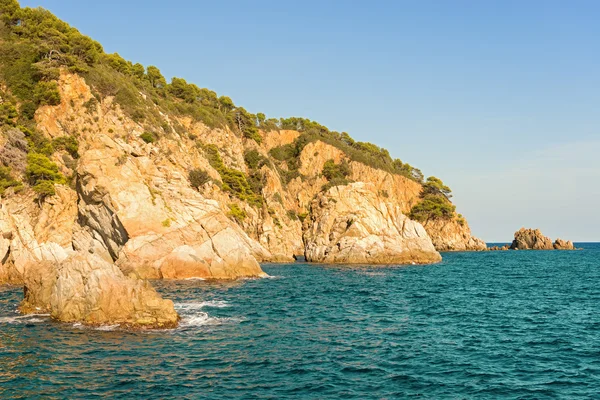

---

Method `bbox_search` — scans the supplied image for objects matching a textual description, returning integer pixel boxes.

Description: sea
[1,243,599,399]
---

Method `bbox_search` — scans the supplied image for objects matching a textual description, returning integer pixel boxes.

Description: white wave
[184,277,206,281]
[0,314,49,324]
[264,275,284,279]
[174,300,230,310]
[361,271,386,277]
[178,311,244,328]
[94,324,121,331]
[71,322,121,331]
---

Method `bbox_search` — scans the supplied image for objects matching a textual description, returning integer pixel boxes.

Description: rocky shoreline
[0,3,572,330]
[0,74,578,330]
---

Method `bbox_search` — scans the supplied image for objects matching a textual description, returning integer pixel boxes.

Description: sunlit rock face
[303,183,442,265]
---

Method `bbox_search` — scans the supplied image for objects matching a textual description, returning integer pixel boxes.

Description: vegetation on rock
[321,159,353,191]
[204,144,263,207]
[227,203,247,223]
[25,152,65,197]
[140,131,156,144]
[0,0,472,245]
[0,165,22,194]
[409,176,456,223]
[188,168,210,190]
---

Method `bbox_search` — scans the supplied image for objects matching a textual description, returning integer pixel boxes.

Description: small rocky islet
[0,1,576,329]
[488,228,575,251]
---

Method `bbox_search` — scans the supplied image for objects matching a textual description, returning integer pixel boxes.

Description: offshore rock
[510,228,554,250]
[553,238,575,250]
[510,228,574,250]
[304,183,441,264]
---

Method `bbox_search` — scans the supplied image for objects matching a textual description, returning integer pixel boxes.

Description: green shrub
[188,168,210,189]
[140,131,156,143]
[203,144,263,207]
[409,195,456,223]
[227,203,246,224]
[33,81,61,106]
[52,136,79,158]
[83,97,98,113]
[322,159,351,181]
[25,152,66,198]
[286,210,298,221]
[244,149,268,170]
[297,212,309,222]
[0,102,18,126]
[0,166,23,195]
[268,143,296,161]
[32,180,57,197]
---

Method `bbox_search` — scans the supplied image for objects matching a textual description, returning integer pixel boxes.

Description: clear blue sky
[21,0,600,241]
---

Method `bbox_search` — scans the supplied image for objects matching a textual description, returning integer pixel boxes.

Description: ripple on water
[1,245,600,399]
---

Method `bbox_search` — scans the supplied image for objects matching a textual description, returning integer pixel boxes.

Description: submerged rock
[304,183,441,264]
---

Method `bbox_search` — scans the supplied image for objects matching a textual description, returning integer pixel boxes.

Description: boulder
[21,253,179,329]
[553,238,575,250]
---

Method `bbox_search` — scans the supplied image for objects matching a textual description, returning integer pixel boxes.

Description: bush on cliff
[0,102,18,126]
[25,152,66,197]
[188,168,211,190]
[51,136,79,158]
[320,159,353,191]
[203,144,263,207]
[244,149,269,170]
[0,166,23,195]
[409,176,456,223]
[140,132,156,144]
[227,203,247,224]
[322,159,351,181]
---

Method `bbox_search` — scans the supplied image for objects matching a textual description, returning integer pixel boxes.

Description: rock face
[510,228,574,250]
[21,254,178,328]
[0,69,485,326]
[304,183,442,264]
[553,238,575,250]
[422,218,487,251]
[0,189,179,328]
[36,72,269,281]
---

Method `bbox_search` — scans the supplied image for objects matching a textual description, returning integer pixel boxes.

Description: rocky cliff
[0,1,484,327]
[304,183,441,264]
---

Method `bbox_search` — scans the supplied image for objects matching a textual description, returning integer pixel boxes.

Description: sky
[21,0,600,241]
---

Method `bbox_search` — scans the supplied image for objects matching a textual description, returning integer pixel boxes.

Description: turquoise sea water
[1,244,600,399]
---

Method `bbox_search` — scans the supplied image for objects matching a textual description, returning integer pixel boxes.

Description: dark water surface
[2,244,600,399]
